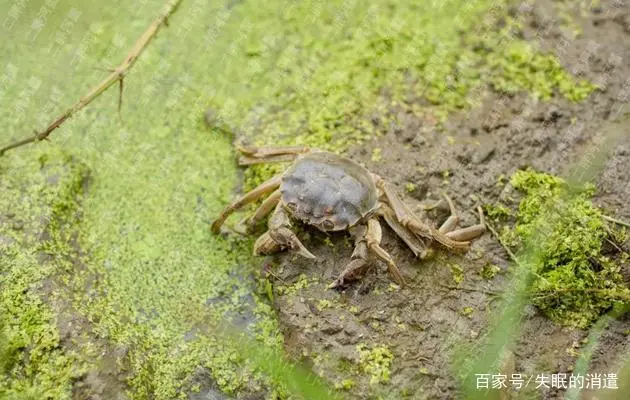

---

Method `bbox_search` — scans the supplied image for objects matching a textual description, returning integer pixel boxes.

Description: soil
[258,1,630,399]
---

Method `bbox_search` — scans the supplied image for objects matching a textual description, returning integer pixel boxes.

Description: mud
[257,1,630,398]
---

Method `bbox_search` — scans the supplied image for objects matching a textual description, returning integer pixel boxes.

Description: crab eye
[286,202,297,211]
[322,220,335,230]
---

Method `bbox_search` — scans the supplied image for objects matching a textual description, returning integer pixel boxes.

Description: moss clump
[371,148,382,163]
[334,378,356,391]
[479,263,501,280]
[483,203,512,220]
[508,169,629,328]
[450,264,465,285]
[460,307,475,318]
[357,344,393,385]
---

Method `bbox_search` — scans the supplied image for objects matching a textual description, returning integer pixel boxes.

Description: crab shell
[279,151,380,231]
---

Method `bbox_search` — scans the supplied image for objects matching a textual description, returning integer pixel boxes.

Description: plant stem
[0,0,183,157]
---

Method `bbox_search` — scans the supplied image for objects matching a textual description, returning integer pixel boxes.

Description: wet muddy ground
[256,1,630,398]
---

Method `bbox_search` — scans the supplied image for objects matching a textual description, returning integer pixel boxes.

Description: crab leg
[329,225,370,289]
[373,175,470,250]
[425,193,486,241]
[330,219,406,288]
[366,218,406,286]
[445,206,486,241]
[211,175,282,234]
[242,189,282,230]
[237,144,311,166]
[378,203,429,258]
[437,193,460,234]
[255,203,316,259]
[252,231,282,255]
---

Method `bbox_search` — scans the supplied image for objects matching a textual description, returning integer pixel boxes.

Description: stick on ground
[0,0,183,157]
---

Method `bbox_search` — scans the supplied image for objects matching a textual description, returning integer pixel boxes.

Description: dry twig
[438,284,502,296]
[484,220,519,263]
[603,214,630,229]
[0,0,183,157]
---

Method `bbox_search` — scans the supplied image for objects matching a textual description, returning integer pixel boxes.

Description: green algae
[503,169,629,328]
[224,0,598,191]
[0,154,88,399]
[0,0,601,398]
[357,344,393,385]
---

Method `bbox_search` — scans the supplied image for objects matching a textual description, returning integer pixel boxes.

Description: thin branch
[603,214,630,229]
[439,284,502,296]
[533,288,630,302]
[485,220,519,263]
[118,77,124,120]
[485,220,550,284]
[0,0,183,157]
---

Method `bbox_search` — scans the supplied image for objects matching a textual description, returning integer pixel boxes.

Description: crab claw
[292,240,317,259]
[284,233,316,259]
[279,228,316,259]
[263,227,317,260]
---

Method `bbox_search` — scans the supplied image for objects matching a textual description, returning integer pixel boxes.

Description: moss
[460,307,475,318]
[404,183,417,193]
[506,169,629,328]
[387,283,401,292]
[475,18,598,101]
[450,264,465,285]
[357,344,393,385]
[479,263,501,280]
[317,299,334,311]
[483,203,512,221]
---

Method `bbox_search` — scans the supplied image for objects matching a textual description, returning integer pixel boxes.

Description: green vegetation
[480,263,501,280]
[450,263,465,285]
[507,169,628,328]
[357,344,393,385]
[334,378,356,391]
[461,307,475,318]
[0,156,87,399]
[484,169,628,329]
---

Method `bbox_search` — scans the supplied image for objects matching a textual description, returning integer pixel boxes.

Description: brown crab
[211,145,486,288]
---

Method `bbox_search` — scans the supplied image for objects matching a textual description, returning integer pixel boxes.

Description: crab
[211,145,486,288]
